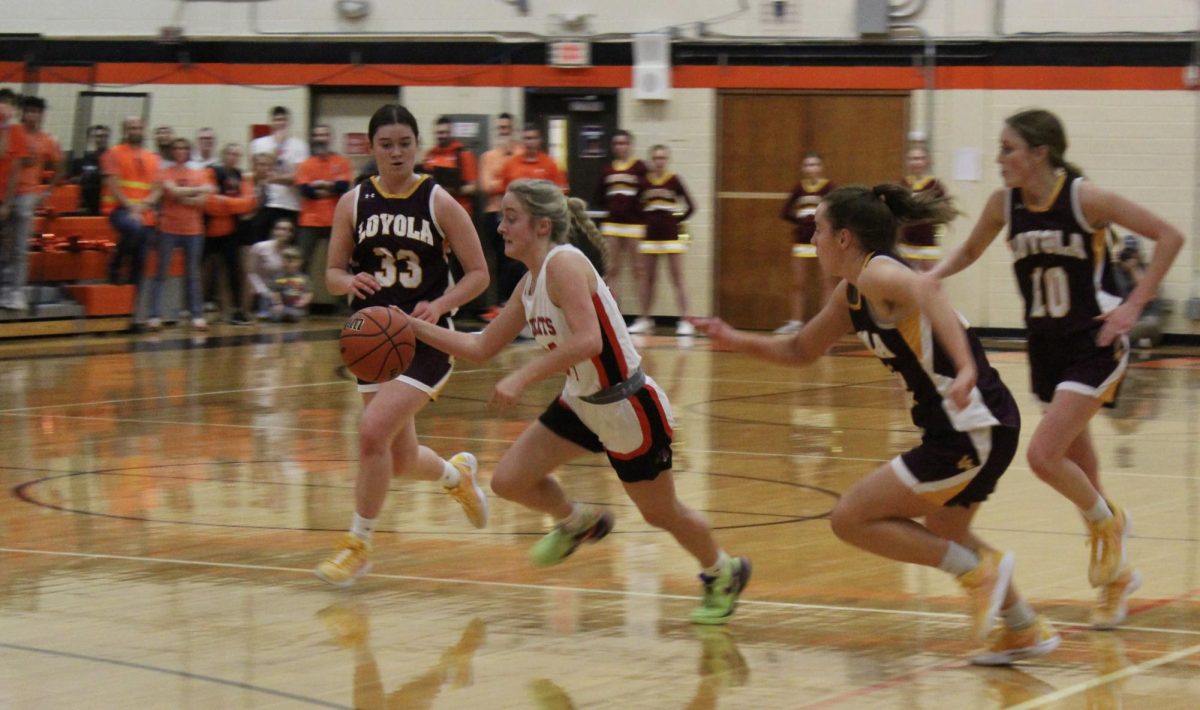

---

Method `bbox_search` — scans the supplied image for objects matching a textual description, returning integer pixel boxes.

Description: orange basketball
[339,306,417,383]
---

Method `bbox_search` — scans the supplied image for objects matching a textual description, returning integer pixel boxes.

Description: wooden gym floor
[1,317,1198,709]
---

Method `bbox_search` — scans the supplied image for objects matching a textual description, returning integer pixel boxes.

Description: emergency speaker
[633,33,671,101]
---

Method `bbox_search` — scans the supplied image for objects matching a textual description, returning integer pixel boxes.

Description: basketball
[339,306,417,383]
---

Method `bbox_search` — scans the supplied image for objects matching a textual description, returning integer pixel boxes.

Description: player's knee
[637,503,676,531]
[829,499,860,541]
[489,469,521,500]
[358,426,390,458]
[1025,441,1058,480]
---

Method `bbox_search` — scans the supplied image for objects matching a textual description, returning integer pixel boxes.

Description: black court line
[0,642,351,709]
[12,463,839,534]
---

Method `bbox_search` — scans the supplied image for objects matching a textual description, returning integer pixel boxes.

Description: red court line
[796,582,1200,709]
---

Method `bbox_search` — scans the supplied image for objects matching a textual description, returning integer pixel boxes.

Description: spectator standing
[154,126,175,161]
[497,125,567,308]
[249,106,308,230]
[147,138,214,331]
[102,116,161,318]
[1,96,60,311]
[70,124,110,215]
[189,127,218,169]
[422,116,478,216]
[0,90,29,311]
[204,143,256,324]
[478,112,522,319]
[295,124,352,272]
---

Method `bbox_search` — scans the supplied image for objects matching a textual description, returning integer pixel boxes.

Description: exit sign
[549,41,591,68]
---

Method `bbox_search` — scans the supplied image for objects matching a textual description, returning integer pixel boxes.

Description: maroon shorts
[894,425,1019,508]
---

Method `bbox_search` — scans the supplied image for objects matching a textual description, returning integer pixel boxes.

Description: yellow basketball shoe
[1091,567,1143,630]
[314,533,373,587]
[970,615,1061,666]
[445,452,489,529]
[1087,501,1131,587]
[956,548,1014,641]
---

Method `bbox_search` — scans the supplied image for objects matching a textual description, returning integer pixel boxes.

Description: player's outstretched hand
[688,317,738,346]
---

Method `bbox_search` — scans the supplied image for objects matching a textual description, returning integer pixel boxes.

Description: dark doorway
[523,88,619,205]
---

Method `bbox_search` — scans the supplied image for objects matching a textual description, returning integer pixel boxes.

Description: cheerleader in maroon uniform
[595,130,646,301]
[628,145,695,335]
[898,146,951,271]
[778,152,836,333]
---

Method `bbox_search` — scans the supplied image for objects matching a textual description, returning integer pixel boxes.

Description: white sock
[1083,497,1113,523]
[938,542,981,576]
[1001,599,1036,629]
[350,513,376,542]
[558,503,584,530]
[702,551,730,578]
[439,460,461,489]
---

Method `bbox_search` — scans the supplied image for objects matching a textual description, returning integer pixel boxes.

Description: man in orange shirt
[0,90,31,311]
[103,116,162,311]
[495,124,568,319]
[422,115,478,215]
[477,112,522,318]
[2,96,62,311]
[499,124,567,193]
[295,124,352,272]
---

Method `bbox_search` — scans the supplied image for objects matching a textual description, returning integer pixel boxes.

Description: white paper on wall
[952,148,983,182]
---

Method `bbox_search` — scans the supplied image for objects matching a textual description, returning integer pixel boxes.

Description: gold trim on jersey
[601,222,646,239]
[647,172,675,186]
[801,178,829,193]
[792,244,817,258]
[1024,172,1066,213]
[905,175,935,191]
[370,174,430,200]
[897,309,924,362]
[1092,227,1106,275]
[639,235,690,254]
[898,244,943,260]
[612,158,639,172]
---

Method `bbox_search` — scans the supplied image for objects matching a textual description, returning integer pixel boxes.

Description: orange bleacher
[26,185,186,317]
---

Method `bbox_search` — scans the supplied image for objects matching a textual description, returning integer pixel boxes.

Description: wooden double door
[716,92,909,330]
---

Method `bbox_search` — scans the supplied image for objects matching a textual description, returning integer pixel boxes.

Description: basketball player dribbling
[314,104,491,587]
[696,184,1061,664]
[930,108,1184,628]
[405,179,751,625]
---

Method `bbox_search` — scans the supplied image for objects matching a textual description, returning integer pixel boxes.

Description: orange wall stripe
[3,61,1188,91]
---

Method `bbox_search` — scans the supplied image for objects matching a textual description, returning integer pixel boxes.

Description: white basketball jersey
[520,244,642,398]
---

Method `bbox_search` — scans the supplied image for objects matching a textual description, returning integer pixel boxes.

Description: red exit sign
[549,41,591,68]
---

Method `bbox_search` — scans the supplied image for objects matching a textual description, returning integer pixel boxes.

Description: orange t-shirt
[296,153,353,227]
[422,141,479,214]
[500,151,567,193]
[17,130,62,194]
[158,163,213,235]
[0,123,29,200]
[480,142,523,213]
[101,144,161,225]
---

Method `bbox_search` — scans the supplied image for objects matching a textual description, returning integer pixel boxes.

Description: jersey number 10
[1029,266,1070,318]
[372,247,423,289]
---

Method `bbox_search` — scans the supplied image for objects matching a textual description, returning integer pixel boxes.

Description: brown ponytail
[825,184,959,253]
[1005,109,1085,176]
